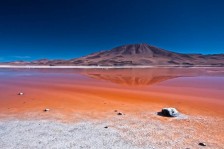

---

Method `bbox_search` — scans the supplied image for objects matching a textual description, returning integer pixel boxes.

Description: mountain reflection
[2,67,223,87]
[80,68,222,87]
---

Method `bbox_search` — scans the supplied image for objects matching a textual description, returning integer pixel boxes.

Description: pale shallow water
[0,68,224,148]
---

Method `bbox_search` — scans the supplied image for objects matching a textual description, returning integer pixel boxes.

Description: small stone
[18,92,24,95]
[198,142,206,146]
[43,108,50,112]
[114,110,117,112]
[104,126,108,129]
[117,112,123,115]
[160,107,179,117]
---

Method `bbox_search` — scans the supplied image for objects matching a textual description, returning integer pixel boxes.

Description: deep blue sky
[0,0,224,62]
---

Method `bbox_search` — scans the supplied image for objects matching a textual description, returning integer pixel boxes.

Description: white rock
[161,108,179,117]
[199,142,206,146]
[18,92,24,95]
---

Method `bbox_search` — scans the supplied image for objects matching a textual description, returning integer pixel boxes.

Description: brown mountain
[68,43,224,66]
[2,43,224,66]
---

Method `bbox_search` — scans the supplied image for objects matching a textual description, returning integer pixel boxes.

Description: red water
[0,68,223,120]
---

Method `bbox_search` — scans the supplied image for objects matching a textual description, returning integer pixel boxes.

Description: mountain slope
[68,43,224,66]
[1,43,224,66]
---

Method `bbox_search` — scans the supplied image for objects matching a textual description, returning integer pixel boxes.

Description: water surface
[0,67,223,120]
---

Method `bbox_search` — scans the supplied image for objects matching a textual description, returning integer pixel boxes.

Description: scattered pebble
[43,109,50,112]
[18,92,24,95]
[104,126,108,129]
[114,110,117,112]
[117,112,123,115]
[198,142,206,146]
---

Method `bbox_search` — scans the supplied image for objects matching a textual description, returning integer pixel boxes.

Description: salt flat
[1,113,223,149]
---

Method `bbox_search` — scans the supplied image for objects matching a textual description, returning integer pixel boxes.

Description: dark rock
[114,110,118,112]
[117,112,123,115]
[18,92,24,95]
[198,142,206,146]
[159,107,179,117]
[104,126,108,129]
[43,109,50,112]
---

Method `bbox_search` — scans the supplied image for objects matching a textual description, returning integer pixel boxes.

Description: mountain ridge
[1,43,224,66]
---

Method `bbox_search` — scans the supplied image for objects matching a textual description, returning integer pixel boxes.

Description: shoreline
[0,112,223,149]
[0,65,223,69]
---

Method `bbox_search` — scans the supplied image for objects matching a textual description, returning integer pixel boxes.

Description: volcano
[68,43,224,66]
[2,43,224,66]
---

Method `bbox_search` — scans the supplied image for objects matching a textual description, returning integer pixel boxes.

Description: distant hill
[1,43,224,66]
